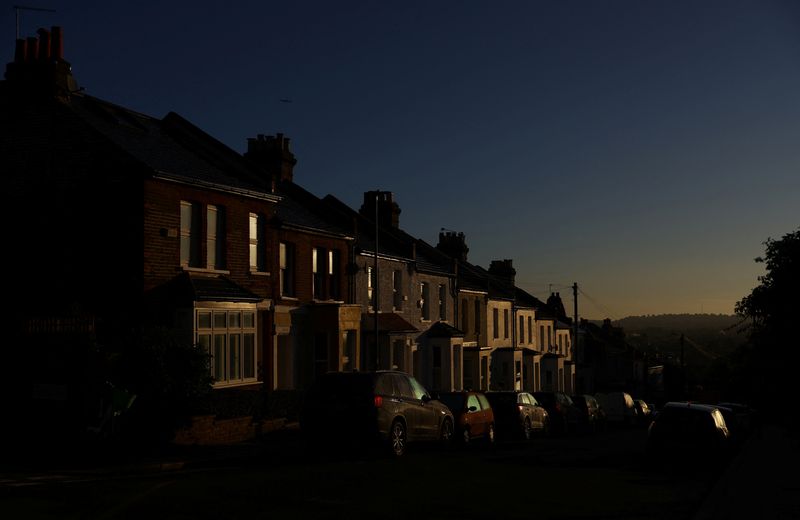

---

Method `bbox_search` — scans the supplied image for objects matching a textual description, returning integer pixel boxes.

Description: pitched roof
[360,313,419,334]
[62,94,279,201]
[424,321,465,338]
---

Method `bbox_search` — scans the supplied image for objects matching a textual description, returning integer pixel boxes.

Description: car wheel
[523,418,532,441]
[389,420,407,457]
[487,423,496,445]
[461,427,471,445]
[440,418,454,448]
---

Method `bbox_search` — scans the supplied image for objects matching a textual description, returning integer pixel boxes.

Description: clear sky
[4,1,798,319]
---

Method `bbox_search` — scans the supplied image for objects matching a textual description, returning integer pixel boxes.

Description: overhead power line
[576,286,619,320]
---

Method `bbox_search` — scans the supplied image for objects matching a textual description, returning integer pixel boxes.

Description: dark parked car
[633,399,653,427]
[438,391,495,445]
[646,401,731,463]
[572,394,607,432]
[533,391,585,435]
[717,402,757,439]
[485,391,550,440]
[300,370,454,457]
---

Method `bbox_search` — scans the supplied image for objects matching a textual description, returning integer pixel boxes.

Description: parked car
[595,392,637,426]
[633,399,653,426]
[533,391,584,435]
[717,401,757,439]
[438,391,495,445]
[572,394,607,432]
[300,370,454,457]
[646,401,731,463]
[485,391,550,440]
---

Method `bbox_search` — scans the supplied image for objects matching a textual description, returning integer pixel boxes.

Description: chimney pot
[14,39,27,63]
[26,37,39,63]
[37,28,51,62]
[50,26,63,60]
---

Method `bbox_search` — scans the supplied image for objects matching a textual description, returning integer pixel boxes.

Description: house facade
[5,28,585,433]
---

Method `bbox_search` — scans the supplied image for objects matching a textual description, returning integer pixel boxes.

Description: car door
[407,376,439,440]
[390,374,422,439]
[530,394,547,430]
[520,393,535,428]
[477,393,493,435]
[465,393,483,438]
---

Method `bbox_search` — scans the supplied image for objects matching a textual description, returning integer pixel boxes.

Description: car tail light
[374,395,383,408]
[555,403,562,413]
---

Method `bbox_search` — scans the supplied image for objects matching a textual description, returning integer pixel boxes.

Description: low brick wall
[173,415,286,445]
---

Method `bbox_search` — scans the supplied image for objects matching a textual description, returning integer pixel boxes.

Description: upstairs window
[328,250,341,300]
[367,266,376,309]
[475,300,481,335]
[528,316,533,344]
[180,201,202,267]
[438,284,446,320]
[421,282,430,320]
[279,242,296,297]
[461,299,469,333]
[493,308,499,339]
[206,205,226,270]
[313,248,324,300]
[519,316,525,344]
[249,213,267,272]
[503,309,509,339]
[393,270,403,311]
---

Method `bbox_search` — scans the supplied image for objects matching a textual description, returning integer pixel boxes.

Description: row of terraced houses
[6,28,615,415]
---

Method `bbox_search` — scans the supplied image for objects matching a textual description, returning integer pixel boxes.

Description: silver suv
[301,370,455,457]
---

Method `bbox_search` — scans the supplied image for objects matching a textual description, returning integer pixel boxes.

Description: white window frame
[196,304,258,387]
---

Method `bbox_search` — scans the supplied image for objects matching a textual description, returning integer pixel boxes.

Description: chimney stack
[488,259,516,287]
[50,26,63,60]
[359,191,401,229]
[5,26,77,97]
[244,133,297,186]
[436,231,469,262]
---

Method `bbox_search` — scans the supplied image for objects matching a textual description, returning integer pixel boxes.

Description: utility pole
[572,283,578,354]
[680,333,686,399]
[573,282,578,393]
[374,190,380,371]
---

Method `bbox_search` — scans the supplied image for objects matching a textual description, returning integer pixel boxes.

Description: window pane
[229,311,241,329]
[243,312,255,328]
[214,334,226,381]
[229,334,241,380]
[243,333,255,378]
[249,243,257,269]
[197,312,211,329]
[214,312,227,328]
[197,334,211,355]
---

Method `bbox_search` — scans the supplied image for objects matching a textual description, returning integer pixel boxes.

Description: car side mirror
[468,406,478,412]
[421,394,432,403]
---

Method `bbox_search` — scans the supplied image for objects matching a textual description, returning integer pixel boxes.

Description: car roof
[663,401,721,413]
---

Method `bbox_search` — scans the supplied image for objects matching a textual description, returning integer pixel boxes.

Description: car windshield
[439,393,465,412]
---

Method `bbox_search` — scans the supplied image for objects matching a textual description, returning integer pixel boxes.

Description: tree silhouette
[735,228,799,426]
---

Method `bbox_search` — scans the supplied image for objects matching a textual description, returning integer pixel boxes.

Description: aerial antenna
[14,5,56,40]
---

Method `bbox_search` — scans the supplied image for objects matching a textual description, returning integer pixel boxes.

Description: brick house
[322,192,461,392]
[244,135,360,391]
[3,27,293,443]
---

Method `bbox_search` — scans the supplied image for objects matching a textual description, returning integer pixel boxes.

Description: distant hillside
[612,314,747,367]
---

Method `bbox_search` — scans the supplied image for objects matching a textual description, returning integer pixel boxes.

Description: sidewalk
[693,423,800,520]
[0,421,302,486]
